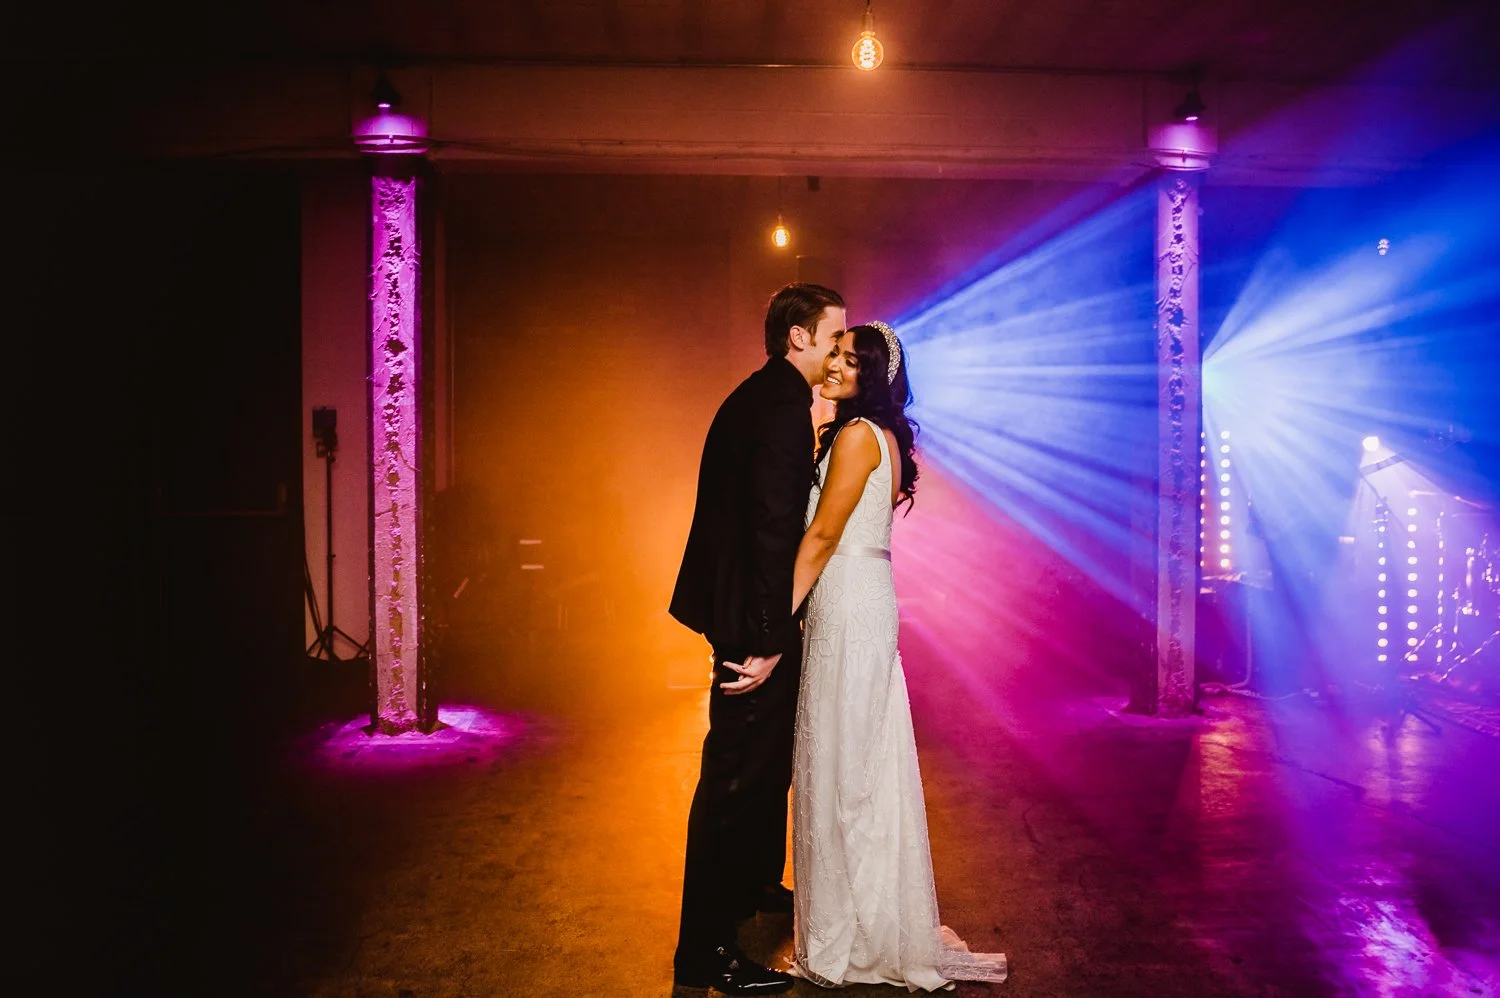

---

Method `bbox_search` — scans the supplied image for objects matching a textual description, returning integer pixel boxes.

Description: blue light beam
[900,186,1158,602]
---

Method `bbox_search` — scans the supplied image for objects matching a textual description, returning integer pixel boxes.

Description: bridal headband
[868,321,901,384]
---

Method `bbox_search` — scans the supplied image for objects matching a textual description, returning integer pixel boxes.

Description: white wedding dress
[791,418,1007,991]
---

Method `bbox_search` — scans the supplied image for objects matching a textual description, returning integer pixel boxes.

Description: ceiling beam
[102,63,1500,186]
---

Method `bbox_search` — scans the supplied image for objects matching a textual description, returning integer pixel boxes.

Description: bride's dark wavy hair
[816,324,920,513]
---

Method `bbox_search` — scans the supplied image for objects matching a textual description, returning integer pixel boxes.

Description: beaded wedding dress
[791,418,1007,991]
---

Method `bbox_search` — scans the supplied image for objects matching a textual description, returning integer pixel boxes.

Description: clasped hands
[719,653,783,695]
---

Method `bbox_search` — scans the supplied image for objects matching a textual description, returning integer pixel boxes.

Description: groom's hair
[764,282,845,358]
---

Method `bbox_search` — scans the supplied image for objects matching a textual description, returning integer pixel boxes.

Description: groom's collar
[764,354,815,406]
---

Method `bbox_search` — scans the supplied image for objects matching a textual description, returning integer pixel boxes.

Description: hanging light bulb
[771,214,791,249]
[851,1,884,72]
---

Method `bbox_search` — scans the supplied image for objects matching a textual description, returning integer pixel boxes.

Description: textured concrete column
[360,106,436,734]
[1149,123,1214,716]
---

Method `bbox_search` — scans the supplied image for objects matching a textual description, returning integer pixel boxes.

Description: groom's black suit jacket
[670,356,814,658]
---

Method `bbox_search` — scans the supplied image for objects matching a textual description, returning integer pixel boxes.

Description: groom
[670,282,846,994]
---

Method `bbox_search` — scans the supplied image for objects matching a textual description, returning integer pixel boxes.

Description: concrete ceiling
[23,0,1500,87]
[15,0,1496,177]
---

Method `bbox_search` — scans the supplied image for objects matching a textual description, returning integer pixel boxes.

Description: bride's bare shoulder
[848,418,899,459]
[829,419,880,466]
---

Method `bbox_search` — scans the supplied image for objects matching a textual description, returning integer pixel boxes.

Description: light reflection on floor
[307,704,524,772]
[1333,861,1496,997]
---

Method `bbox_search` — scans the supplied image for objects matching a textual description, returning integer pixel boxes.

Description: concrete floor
[105,629,1500,997]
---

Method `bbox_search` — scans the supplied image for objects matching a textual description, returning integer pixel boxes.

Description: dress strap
[855,417,891,476]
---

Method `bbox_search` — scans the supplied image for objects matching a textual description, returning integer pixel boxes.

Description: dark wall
[20,166,305,990]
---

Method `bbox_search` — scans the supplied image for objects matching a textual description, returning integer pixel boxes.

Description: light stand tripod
[306,407,368,662]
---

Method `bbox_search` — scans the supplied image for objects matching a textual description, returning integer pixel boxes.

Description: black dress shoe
[674,944,795,995]
[756,883,794,914]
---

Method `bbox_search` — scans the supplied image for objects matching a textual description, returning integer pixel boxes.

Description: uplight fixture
[1173,87,1207,123]
[371,70,402,111]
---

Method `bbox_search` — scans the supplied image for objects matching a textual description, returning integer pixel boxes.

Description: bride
[787,321,1007,990]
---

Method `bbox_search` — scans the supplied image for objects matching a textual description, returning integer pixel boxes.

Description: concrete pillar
[1149,122,1214,717]
[359,105,436,734]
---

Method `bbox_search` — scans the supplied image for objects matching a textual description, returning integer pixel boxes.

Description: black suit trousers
[674,636,802,963]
